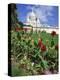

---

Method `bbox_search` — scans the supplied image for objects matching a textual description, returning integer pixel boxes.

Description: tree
[18,21,24,28]
[11,3,18,30]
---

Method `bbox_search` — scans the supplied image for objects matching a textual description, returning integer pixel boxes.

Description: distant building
[23,11,58,34]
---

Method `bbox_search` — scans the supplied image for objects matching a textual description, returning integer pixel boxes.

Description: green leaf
[41,60,49,70]
[51,39,54,47]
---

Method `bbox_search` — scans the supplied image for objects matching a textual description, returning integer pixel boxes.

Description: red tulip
[51,31,56,37]
[55,44,58,50]
[41,44,46,52]
[38,38,42,47]
[15,27,20,31]
[15,27,23,31]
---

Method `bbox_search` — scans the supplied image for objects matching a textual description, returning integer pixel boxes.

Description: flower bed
[10,29,58,76]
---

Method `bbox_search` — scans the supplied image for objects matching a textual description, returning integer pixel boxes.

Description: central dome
[27,11,36,22]
[26,11,41,28]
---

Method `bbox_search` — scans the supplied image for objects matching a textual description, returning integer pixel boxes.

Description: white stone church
[23,11,58,34]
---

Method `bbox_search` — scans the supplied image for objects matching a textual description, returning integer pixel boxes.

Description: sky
[16,4,58,27]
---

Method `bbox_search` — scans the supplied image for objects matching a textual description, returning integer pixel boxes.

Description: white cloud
[35,6,54,23]
[27,5,54,24]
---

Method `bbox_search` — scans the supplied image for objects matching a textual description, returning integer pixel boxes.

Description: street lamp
[36,17,37,33]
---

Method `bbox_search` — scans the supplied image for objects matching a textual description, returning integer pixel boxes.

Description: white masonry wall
[33,27,59,34]
[23,26,59,34]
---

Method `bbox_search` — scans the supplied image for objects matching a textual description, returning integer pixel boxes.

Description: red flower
[15,27,23,31]
[38,38,42,47]
[16,27,20,31]
[41,44,46,52]
[55,44,58,50]
[51,31,56,37]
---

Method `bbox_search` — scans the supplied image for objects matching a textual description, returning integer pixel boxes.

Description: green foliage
[10,30,58,76]
[11,4,18,30]
[11,4,24,30]
[51,39,54,47]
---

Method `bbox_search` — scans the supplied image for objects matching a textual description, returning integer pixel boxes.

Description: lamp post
[36,17,37,33]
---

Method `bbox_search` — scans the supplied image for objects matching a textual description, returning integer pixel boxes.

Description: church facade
[23,11,58,34]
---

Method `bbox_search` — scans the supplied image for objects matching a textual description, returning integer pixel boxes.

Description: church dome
[27,11,36,22]
[26,11,41,28]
